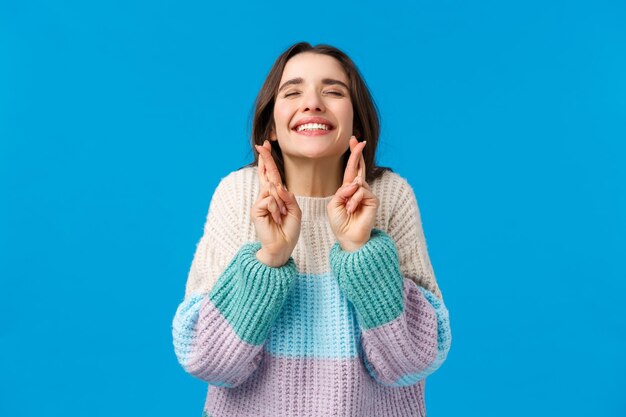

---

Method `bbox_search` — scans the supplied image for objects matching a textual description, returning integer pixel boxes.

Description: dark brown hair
[246,42,391,185]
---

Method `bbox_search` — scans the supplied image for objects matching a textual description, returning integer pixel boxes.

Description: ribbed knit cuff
[209,242,297,345]
[329,229,404,330]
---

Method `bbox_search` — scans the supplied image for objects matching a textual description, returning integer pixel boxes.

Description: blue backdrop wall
[1,0,625,416]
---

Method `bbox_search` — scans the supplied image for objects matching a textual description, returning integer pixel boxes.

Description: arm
[330,179,451,387]
[173,242,296,387]
[171,173,298,387]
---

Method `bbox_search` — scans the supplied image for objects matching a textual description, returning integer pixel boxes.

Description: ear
[269,125,278,141]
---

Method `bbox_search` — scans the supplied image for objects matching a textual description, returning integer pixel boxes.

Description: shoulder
[214,165,257,193]
[205,166,257,222]
[210,166,258,205]
[370,169,420,218]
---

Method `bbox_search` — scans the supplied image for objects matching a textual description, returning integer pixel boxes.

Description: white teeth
[296,123,331,132]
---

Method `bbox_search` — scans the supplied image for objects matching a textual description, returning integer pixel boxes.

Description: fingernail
[280,206,287,215]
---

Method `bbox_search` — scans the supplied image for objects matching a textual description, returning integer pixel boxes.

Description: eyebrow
[277,78,350,93]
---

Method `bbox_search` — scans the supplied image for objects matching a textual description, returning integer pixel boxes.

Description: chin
[291,143,341,160]
[279,133,346,161]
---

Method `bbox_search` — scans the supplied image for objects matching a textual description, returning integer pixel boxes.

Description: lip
[294,129,333,136]
[292,116,335,131]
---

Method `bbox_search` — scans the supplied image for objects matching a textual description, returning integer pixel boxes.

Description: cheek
[273,103,294,129]
[338,105,354,131]
[347,110,354,129]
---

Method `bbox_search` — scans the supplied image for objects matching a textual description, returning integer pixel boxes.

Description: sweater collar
[294,195,334,222]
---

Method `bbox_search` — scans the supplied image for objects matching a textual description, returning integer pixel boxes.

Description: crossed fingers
[256,140,283,189]
[341,136,374,214]
[255,140,288,223]
[343,136,368,189]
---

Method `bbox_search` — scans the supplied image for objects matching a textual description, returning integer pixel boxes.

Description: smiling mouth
[294,123,333,132]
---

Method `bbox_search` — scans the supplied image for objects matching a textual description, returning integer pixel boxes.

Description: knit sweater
[172,166,451,417]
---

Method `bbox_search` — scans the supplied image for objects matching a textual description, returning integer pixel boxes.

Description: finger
[269,182,287,216]
[342,141,366,185]
[263,140,283,185]
[257,142,283,187]
[349,135,358,152]
[275,182,298,211]
[329,182,359,212]
[255,145,269,186]
[349,185,378,213]
[349,136,366,186]
[347,187,365,214]
[256,185,270,200]
[358,152,370,190]
[255,155,272,199]
[266,194,282,225]
[335,181,360,201]
[252,194,272,218]
[358,150,365,181]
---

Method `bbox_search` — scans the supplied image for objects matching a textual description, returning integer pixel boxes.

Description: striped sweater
[172,166,452,417]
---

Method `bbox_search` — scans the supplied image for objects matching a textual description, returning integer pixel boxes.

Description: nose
[301,88,325,112]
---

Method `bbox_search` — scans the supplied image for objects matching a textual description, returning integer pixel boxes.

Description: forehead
[280,52,348,83]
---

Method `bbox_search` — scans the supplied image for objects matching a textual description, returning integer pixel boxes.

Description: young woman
[172,42,451,417]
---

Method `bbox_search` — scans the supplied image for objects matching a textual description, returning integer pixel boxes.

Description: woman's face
[272,52,354,162]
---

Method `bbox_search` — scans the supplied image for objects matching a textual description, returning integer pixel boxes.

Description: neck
[283,155,343,197]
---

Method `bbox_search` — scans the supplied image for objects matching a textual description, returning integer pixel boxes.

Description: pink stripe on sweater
[204,352,426,417]
[186,298,264,386]
[360,278,439,384]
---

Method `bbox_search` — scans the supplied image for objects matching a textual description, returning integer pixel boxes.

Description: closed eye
[284,90,344,98]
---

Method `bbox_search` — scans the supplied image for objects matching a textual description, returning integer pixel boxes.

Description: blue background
[1,0,625,416]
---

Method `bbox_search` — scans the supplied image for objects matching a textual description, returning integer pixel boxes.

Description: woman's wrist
[338,240,367,252]
[337,229,373,252]
[256,247,291,267]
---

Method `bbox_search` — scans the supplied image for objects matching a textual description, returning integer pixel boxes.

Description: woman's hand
[252,140,302,267]
[328,136,379,252]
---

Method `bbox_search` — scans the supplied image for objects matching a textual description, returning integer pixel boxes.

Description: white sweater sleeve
[183,173,244,298]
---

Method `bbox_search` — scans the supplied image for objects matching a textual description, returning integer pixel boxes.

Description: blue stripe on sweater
[172,294,205,368]
[266,273,361,358]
